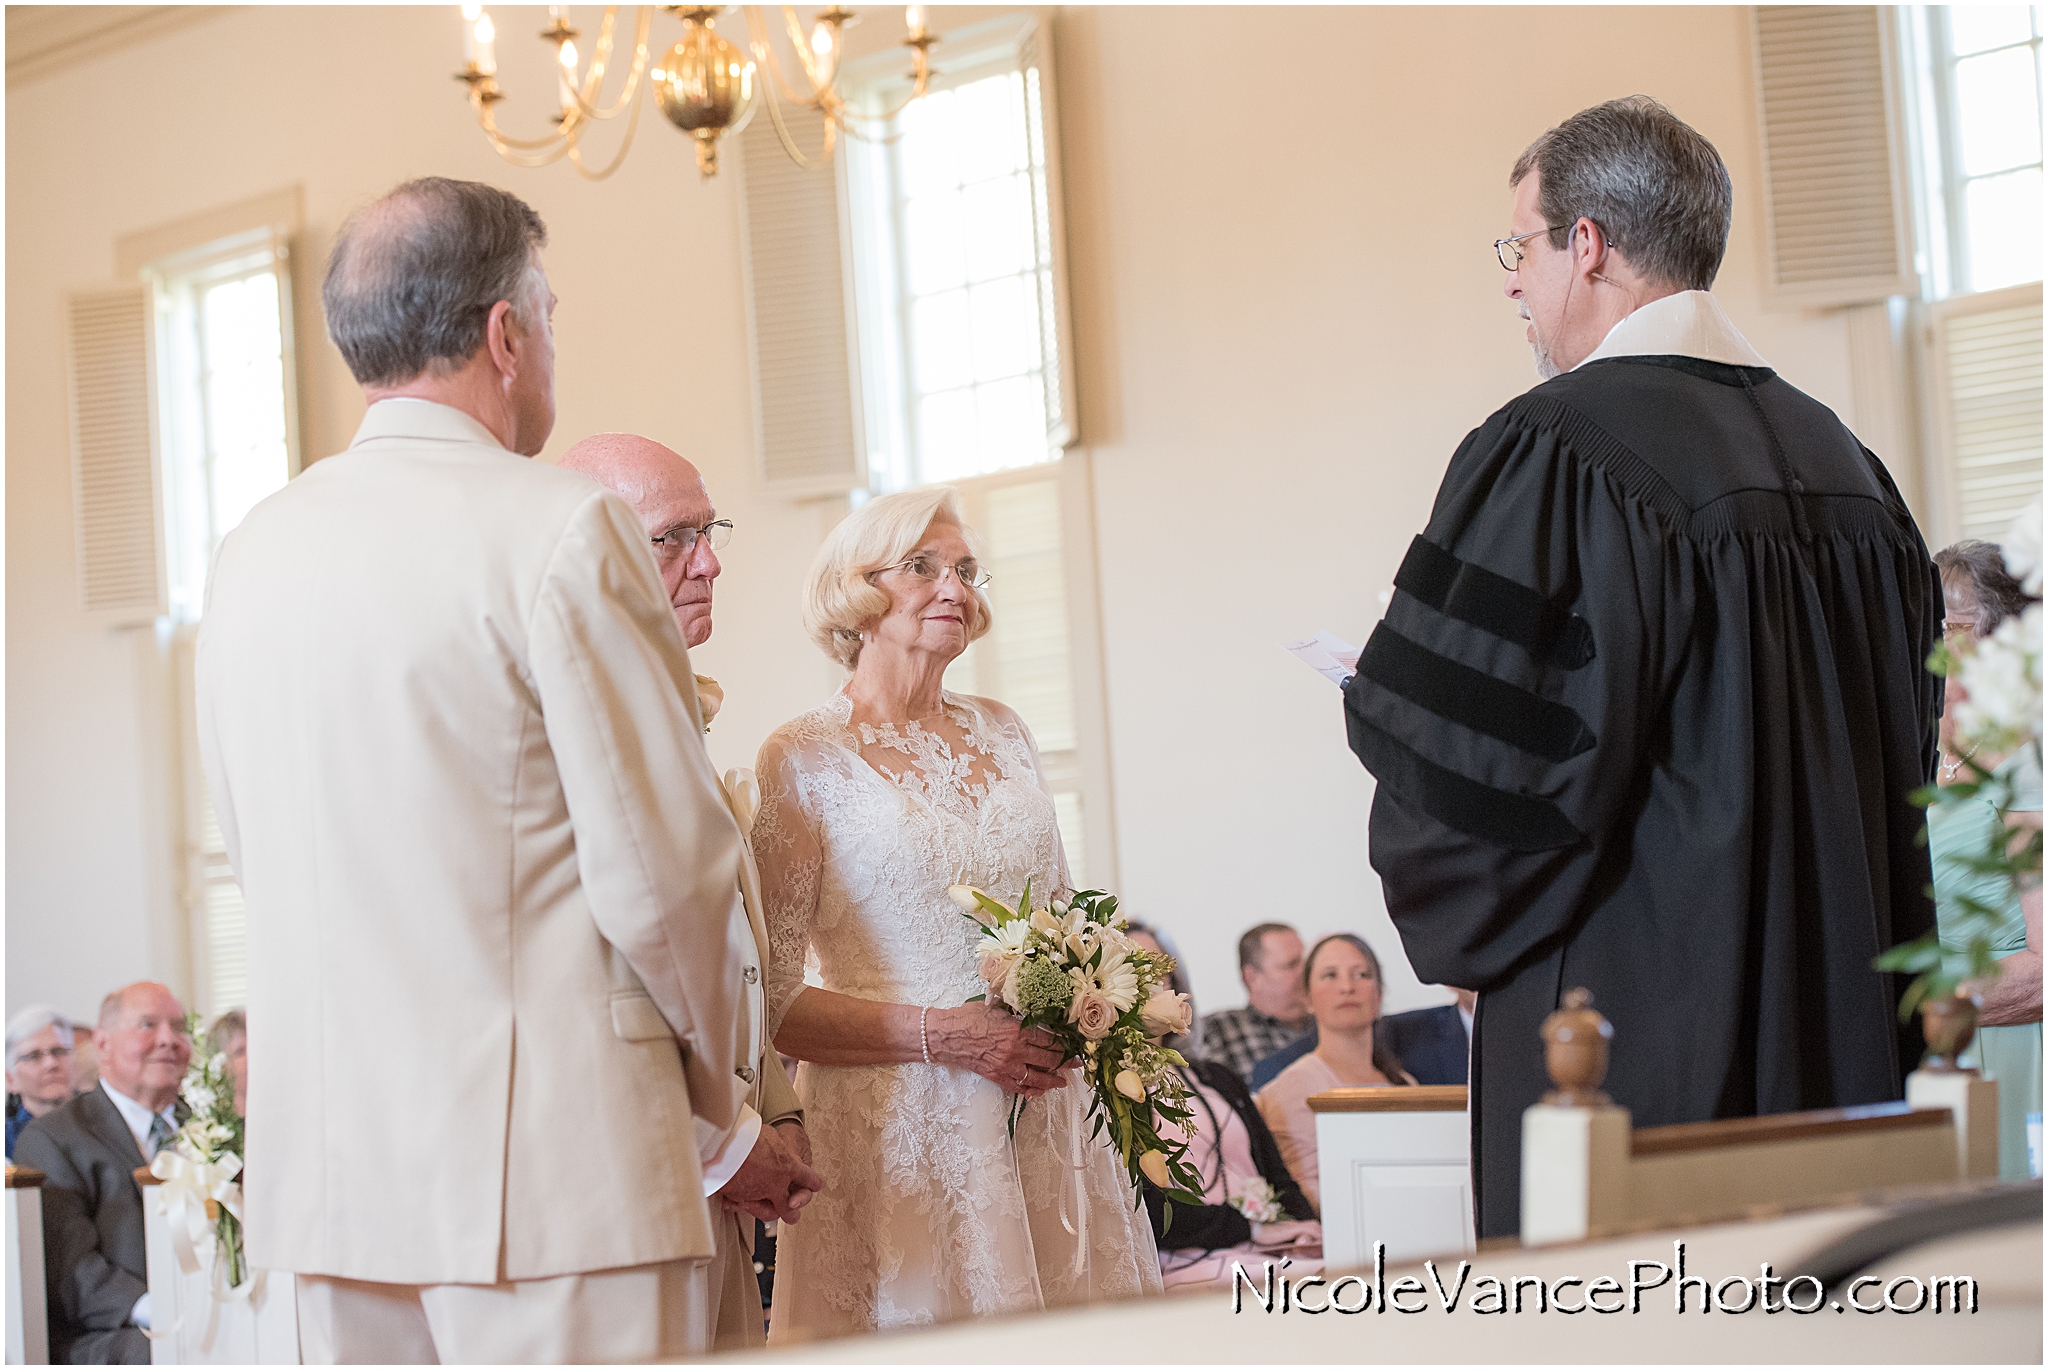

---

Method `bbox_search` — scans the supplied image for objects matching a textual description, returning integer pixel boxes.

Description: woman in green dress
[1931,540,2042,1180]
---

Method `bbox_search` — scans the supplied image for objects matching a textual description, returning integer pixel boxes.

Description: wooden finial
[1540,987,1614,1105]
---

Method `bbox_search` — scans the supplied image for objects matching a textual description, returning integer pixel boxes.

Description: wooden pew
[1522,990,1999,1246]
[6,1166,48,1365]
[133,1168,299,1364]
[1308,1085,1475,1265]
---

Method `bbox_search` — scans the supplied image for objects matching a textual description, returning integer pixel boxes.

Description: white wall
[7,6,1880,1030]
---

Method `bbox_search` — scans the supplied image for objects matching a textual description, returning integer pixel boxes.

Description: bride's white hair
[804,486,994,669]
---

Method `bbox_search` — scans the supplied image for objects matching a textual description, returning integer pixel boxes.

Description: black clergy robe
[1344,354,1941,1239]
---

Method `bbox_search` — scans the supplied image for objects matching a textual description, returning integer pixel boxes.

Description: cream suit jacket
[195,399,752,1284]
[716,769,800,1133]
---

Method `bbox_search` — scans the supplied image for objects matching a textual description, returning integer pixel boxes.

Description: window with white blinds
[145,230,297,1015]
[1924,282,2044,543]
[941,467,1096,886]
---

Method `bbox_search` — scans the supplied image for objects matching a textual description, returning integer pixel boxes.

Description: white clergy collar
[1575,289,1769,370]
[100,1079,178,1160]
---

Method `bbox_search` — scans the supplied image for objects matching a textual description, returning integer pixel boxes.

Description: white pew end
[6,1166,48,1365]
[1309,1085,1474,1265]
[134,1167,299,1364]
[1521,989,1995,1246]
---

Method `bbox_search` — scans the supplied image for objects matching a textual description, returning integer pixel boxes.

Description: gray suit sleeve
[13,1121,147,1332]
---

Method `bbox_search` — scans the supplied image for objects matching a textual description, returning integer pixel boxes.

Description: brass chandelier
[453,4,939,178]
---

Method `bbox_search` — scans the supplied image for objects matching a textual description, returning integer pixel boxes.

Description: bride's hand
[930,1002,1071,1097]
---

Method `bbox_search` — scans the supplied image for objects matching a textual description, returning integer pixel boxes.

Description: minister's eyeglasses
[1496,224,1621,271]
[651,520,733,558]
[871,553,992,589]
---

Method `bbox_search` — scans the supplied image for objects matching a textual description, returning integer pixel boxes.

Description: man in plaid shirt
[1198,923,1313,1082]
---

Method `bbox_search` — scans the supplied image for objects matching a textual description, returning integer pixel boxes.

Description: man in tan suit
[558,432,809,1351]
[195,178,821,1363]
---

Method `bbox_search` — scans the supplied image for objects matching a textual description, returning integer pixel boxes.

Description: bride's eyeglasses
[871,553,992,589]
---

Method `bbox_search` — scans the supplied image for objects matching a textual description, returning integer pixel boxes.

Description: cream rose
[1069,988,1118,1040]
[1114,1069,1146,1102]
[1138,1149,1172,1187]
[1139,989,1193,1038]
[694,674,723,729]
[977,950,1011,987]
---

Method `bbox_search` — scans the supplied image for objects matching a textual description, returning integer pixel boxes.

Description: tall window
[1917,6,2045,298]
[147,228,298,1014]
[841,15,1110,887]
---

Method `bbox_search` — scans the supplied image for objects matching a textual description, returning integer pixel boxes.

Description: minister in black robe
[1347,99,1942,1239]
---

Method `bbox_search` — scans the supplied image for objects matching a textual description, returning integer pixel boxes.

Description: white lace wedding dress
[753,689,1162,1340]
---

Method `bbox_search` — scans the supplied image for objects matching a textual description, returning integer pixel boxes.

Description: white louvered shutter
[66,286,166,625]
[1751,7,1920,308]
[734,102,866,495]
[1924,282,2044,545]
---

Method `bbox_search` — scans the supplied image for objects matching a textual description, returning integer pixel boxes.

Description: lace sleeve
[753,730,823,1035]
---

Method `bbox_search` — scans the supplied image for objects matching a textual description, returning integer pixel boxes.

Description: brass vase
[1919,993,1982,1072]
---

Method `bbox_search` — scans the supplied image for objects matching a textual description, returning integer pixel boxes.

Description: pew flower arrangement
[149,1013,248,1291]
[1876,500,2044,1024]
[949,880,1207,1218]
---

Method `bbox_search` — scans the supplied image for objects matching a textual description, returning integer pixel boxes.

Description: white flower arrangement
[951,880,1205,1220]
[1229,1175,1286,1225]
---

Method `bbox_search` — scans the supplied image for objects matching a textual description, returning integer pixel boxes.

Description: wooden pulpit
[1308,1084,1475,1265]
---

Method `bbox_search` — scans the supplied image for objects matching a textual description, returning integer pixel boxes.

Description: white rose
[1139,989,1193,1038]
[1000,959,1028,1013]
[1114,1069,1147,1102]
[1069,988,1118,1040]
[1957,605,2041,750]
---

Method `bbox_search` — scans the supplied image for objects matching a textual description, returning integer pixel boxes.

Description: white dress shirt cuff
[700,1104,762,1197]
[131,1292,152,1329]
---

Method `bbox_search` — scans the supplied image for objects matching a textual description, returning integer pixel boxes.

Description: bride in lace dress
[753,488,1162,1341]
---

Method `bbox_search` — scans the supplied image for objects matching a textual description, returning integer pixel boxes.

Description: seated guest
[1249,987,1476,1090]
[1127,922,1318,1288]
[1199,922,1311,1082]
[1931,540,2042,1180]
[205,1009,248,1116]
[1255,935,1414,1212]
[14,983,192,1365]
[6,1006,77,1157]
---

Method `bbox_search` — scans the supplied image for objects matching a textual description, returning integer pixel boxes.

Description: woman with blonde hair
[755,487,1160,1340]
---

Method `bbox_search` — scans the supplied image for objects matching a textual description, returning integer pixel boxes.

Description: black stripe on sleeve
[1394,536,1596,669]
[1345,710,1584,853]
[1358,625,1596,764]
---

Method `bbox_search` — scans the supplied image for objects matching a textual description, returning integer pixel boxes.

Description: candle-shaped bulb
[461,2,481,21]
[474,12,495,43]
[559,37,579,69]
[474,12,496,73]
[811,19,835,54]
[905,5,925,34]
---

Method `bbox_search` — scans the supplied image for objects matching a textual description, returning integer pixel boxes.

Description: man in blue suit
[1249,988,1474,1091]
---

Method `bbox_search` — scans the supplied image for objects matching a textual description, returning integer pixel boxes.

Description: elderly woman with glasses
[753,487,1161,1341]
[5,1006,77,1157]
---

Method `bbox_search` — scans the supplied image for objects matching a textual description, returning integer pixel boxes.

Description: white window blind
[65,285,167,626]
[1923,281,2044,545]
[1751,6,1921,308]
[735,97,867,495]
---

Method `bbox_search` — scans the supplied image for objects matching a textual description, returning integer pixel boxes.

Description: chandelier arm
[743,7,826,109]
[476,100,580,159]
[567,50,650,181]
[758,69,833,169]
[567,7,651,122]
[778,5,830,92]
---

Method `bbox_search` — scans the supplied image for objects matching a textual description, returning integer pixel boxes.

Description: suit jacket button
[744,966,759,984]
[736,1065,756,1084]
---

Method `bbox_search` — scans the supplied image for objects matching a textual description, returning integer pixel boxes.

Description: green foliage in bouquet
[951,879,1208,1228]
[172,1012,248,1288]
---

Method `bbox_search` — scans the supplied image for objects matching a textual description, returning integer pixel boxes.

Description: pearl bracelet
[919,1005,933,1065]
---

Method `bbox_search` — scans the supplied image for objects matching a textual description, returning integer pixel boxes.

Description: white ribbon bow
[149,1149,246,1279]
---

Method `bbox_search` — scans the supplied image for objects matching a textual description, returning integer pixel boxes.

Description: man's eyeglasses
[1495,224,1621,271]
[651,520,734,558]
[10,1046,71,1067]
[871,553,992,589]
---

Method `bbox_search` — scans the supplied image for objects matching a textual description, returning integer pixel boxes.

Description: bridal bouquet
[949,880,1207,1217]
[149,1014,248,1291]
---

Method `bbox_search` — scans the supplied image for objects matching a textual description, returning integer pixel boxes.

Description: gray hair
[323,177,549,386]
[6,1006,73,1067]
[1510,96,1732,291]
[1935,540,2036,636]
